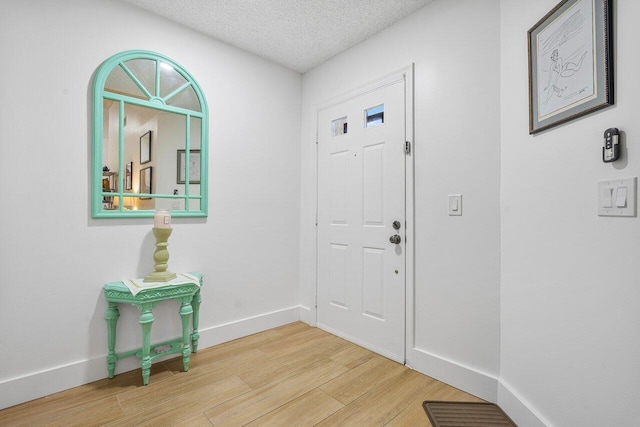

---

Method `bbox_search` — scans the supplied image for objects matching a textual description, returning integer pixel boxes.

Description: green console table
[103,272,202,385]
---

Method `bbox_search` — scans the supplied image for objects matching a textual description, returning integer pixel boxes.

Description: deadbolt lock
[392,220,401,230]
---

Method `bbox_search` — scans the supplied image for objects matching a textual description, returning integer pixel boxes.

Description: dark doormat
[422,401,517,427]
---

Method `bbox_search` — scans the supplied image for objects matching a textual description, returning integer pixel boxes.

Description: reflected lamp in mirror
[92,50,209,218]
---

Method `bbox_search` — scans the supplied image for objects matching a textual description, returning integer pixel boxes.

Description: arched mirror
[92,50,208,218]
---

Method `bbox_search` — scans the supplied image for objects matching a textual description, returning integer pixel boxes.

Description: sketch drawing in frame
[528,0,613,134]
[177,149,201,184]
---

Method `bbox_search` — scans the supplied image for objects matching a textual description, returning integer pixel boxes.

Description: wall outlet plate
[598,177,637,217]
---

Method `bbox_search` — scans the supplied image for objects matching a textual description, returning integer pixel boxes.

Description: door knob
[392,220,401,230]
[389,234,401,244]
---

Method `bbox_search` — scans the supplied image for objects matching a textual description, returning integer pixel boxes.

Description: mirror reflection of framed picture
[125,161,133,190]
[140,131,151,164]
[140,166,152,199]
[177,149,201,184]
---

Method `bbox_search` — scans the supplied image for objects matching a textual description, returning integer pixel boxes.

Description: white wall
[0,0,301,409]
[4,0,638,423]
[500,0,640,425]
[300,0,502,402]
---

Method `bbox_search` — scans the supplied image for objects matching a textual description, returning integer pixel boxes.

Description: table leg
[179,300,193,372]
[139,306,154,385]
[104,302,120,379]
[191,290,202,353]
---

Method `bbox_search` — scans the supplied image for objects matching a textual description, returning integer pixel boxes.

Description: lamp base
[144,227,176,283]
[144,271,177,283]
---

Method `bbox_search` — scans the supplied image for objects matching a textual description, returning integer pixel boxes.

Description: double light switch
[598,177,637,217]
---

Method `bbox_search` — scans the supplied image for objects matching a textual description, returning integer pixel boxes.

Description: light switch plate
[448,194,462,216]
[598,177,637,217]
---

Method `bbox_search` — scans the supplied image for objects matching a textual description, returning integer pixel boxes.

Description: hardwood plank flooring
[0,322,482,426]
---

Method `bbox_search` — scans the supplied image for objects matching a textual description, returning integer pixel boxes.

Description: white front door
[317,76,407,363]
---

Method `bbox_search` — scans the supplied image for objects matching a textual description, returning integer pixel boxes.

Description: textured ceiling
[118,0,433,73]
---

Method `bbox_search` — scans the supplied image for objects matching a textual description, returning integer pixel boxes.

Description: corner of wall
[408,347,549,426]
[498,380,550,427]
[408,347,499,403]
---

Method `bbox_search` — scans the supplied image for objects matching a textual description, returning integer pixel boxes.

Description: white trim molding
[409,346,499,402]
[498,380,550,427]
[0,306,305,410]
[408,346,549,427]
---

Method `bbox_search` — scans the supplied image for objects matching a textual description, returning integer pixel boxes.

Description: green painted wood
[102,91,206,117]
[179,301,194,372]
[92,50,209,219]
[103,272,203,385]
[104,302,120,379]
[191,291,202,352]
[165,81,193,103]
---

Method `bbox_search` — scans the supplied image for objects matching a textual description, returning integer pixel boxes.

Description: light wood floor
[0,322,482,426]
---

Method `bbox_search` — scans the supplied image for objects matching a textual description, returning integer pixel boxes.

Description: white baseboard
[409,347,548,426]
[408,347,499,402]
[0,306,304,410]
[196,305,302,349]
[1,309,549,427]
[298,305,315,326]
[317,322,404,364]
[497,380,550,427]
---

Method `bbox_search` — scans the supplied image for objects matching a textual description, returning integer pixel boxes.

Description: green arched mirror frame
[92,50,208,218]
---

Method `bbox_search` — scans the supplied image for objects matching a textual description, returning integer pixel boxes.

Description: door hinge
[404,141,411,155]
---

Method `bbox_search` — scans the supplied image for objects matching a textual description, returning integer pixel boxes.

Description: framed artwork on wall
[528,0,613,134]
[140,130,151,164]
[177,149,201,184]
[140,166,152,199]
[125,161,133,190]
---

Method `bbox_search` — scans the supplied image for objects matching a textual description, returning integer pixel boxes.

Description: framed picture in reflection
[140,131,151,164]
[125,161,133,190]
[140,166,152,199]
[177,149,201,184]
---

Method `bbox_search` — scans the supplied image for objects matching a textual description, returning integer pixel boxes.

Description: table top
[103,272,202,303]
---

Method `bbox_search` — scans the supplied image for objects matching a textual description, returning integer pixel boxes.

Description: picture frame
[140,166,152,199]
[177,149,201,184]
[140,130,151,164]
[528,0,613,134]
[125,161,133,190]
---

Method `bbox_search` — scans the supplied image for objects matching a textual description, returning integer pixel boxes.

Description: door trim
[313,65,415,364]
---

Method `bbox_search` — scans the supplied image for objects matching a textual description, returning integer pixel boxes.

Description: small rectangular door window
[365,104,384,127]
[332,116,348,136]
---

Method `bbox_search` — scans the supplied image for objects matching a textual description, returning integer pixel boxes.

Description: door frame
[312,65,415,364]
